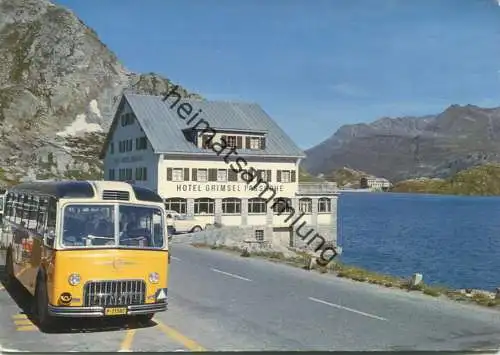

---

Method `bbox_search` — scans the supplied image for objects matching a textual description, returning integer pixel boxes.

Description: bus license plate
[104,307,127,316]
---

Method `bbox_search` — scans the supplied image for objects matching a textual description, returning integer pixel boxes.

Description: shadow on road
[0,263,157,334]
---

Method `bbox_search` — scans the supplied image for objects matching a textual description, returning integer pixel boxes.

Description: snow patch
[56,114,103,137]
[89,99,102,118]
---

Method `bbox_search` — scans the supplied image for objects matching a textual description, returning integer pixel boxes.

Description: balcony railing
[297,182,338,195]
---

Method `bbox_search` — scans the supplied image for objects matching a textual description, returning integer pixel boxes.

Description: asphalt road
[1,243,500,351]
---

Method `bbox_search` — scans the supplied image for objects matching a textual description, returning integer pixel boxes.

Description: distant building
[360,177,392,190]
[99,91,339,249]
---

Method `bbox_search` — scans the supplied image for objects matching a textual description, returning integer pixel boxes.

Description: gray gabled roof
[116,92,305,158]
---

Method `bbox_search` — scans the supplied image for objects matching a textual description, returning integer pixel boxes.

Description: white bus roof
[7,180,163,203]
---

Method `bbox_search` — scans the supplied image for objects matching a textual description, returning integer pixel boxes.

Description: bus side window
[27,195,37,231]
[5,193,14,222]
[36,198,48,236]
[20,195,29,227]
[45,198,57,247]
[14,194,22,225]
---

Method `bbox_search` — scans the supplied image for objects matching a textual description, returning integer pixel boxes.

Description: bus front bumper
[47,302,167,318]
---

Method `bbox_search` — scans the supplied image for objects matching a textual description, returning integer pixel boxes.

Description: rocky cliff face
[303,105,500,182]
[0,0,199,185]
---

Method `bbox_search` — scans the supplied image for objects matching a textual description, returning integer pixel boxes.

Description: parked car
[165,210,204,234]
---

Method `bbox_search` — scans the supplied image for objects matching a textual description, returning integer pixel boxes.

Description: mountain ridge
[303,103,500,182]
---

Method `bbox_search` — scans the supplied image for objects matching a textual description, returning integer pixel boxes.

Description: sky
[54,0,500,149]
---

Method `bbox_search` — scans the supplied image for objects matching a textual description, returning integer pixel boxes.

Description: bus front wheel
[34,278,56,332]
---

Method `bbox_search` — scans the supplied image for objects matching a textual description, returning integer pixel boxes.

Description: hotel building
[100,91,339,249]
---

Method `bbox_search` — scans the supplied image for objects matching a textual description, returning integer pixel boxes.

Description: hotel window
[299,198,312,214]
[217,169,227,182]
[318,198,331,213]
[255,229,264,241]
[248,198,267,214]
[201,134,213,149]
[277,170,296,183]
[167,168,189,182]
[228,169,238,182]
[272,198,293,214]
[222,135,237,149]
[172,168,183,182]
[118,168,132,181]
[192,168,207,182]
[246,136,266,150]
[135,167,147,181]
[222,198,241,214]
[109,142,114,154]
[119,139,133,153]
[257,170,272,182]
[208,168,219,182]
[250,137,260,150]
[136,136,148,150]
[194,198,215,215]
[165,198,187,214]
[108,169,115,181]
[121,112,134,126]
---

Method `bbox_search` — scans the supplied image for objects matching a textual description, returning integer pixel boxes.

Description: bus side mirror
[44,228,55,247]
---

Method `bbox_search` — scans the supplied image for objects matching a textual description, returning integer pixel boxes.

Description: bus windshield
[62,204,165,249]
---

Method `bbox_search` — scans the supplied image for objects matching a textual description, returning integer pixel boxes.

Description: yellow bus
[1,180,169,331]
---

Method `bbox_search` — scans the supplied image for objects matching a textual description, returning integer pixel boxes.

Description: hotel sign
[176,183,285,193]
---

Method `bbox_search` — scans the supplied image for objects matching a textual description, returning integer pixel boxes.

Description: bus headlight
[149,272,159,284]
[68,273,81,286]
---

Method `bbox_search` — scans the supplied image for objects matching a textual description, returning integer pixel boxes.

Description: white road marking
[308,297,388,321]
[0,345,27,352]
[171,256,181,261]
[211,268,252,282]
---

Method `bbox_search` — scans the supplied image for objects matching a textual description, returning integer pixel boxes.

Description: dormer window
[250,137,260,150]
[245,136,266,150]
[201,134,211,148]
[220,135,242,149]
[226,136,237,148]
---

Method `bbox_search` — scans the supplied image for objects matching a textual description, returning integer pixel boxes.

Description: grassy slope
[391,163,500,196]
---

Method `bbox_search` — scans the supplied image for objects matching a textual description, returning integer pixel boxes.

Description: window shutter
[209,168,217,181]
[261,137,266,149]
[245,137,251,149]
[236,136,243,149]
[167,168,172,181]
[228,169,237,182]
[184,168,190,181]
[192,168,198,181]
[277,170,282,182]
[266,170,272,182]
[291,170,296,182]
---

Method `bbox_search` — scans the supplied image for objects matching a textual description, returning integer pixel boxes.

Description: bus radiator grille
[83,280,146,307]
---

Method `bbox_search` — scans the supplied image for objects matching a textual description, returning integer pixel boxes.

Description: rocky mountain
[303,104,500,182]
[0,0,200,186]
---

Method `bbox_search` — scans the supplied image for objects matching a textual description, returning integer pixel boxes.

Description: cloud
[496,0,500,6]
